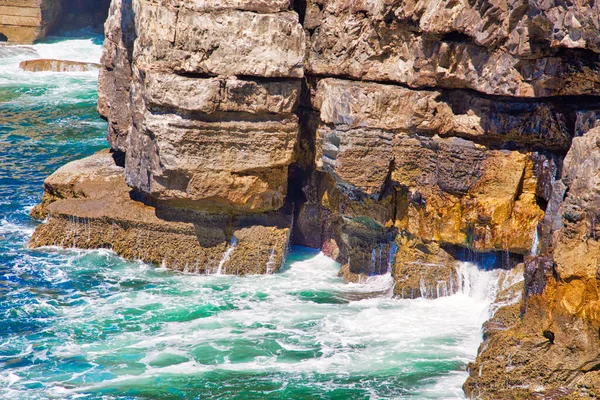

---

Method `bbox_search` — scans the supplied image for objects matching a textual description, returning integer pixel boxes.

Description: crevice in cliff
[439,31,472,44]
[292,0,307,25]
[535,195,549,212]
[513,166,526,203]
[173,71,218,79]
[148,106,296,124]
[111,149,126,168]
[235,74,304,84]
[378,159,396,202]
[442,244,524,270]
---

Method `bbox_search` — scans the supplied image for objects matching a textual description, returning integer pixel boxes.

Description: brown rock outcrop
[19,59,102,72]
[465,128,600,398]
[0,0,62,44]
[30,150,290,275]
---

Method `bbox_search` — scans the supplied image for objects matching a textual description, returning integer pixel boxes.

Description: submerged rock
[19,59,102,72]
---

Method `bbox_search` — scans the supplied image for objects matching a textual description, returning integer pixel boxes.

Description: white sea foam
[0,36,103,106]
[0,250,506,398]
[0,219,35,236]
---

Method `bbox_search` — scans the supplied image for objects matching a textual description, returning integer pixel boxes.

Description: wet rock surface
[19,59,102,72]
[30,151,291,275]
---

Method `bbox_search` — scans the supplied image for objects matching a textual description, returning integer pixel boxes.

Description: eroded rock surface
[30,151,290,275]
[465,128,600,398]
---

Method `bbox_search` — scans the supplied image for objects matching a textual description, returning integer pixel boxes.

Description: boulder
[19,59,101,72]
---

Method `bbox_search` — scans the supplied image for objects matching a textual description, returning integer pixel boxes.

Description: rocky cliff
[0,0,109,43]
[29,0,600,397]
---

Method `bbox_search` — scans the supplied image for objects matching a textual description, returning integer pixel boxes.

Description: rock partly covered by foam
[19,59,102,72]
[465,127,600,398]
[30,150,291,275]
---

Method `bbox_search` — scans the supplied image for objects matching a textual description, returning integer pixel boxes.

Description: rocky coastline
[20,0,600,397]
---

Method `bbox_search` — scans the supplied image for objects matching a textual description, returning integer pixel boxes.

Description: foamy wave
[0,220,35,236]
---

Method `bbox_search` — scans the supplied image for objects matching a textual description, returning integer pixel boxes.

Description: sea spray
[530,225,540,256]
[215,236,237,275]
[265,246,277,274]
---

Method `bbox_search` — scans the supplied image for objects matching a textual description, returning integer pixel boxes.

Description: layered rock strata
[0,0,110,44]
[30,150,290,275]
[29,0,600,395]
[0,0,62,43]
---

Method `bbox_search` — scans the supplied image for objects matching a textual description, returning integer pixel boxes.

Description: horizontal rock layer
[30,151,291,275]
[0,0,62,43]
[19,59,102,72]
[0,0,110,43]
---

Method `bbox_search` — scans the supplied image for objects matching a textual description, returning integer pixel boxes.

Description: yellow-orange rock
[0,0,62,44]
[30,150,291,275]
[19,59,102,72]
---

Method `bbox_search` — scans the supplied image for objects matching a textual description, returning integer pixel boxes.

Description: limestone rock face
[97,0,135,153]
[30,151,291,275]
[98,0,306,212]
[313,78,547,255]
[19,59,102,72]
[0,0,62,44]
[305,0,600,97]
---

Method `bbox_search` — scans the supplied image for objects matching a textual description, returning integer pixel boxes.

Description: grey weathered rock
[98,0,135,153]
[305,0,600,97]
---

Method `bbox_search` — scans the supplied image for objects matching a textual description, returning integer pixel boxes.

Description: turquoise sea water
[1,33,502,399]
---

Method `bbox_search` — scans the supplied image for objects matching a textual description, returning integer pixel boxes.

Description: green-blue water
[1,32,498,399]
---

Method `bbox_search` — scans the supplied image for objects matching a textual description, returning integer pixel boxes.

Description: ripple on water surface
[1,32,499,400]
[1,246,498,399]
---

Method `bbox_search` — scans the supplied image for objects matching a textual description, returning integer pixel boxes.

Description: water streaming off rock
[1,31,509,399]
